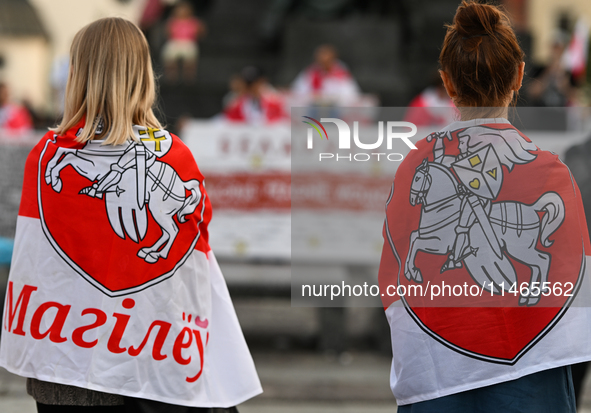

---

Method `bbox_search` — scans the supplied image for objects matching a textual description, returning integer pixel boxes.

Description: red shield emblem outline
[381,125,587,364]
[36,132,206,297]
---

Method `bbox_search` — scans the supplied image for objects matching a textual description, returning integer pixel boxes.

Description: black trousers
[36,400,239,413]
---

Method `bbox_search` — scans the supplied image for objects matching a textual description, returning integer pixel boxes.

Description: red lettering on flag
[5,282,37,336]
[30,301,71,343]
[72,308,108,348]
[128,320,172,361]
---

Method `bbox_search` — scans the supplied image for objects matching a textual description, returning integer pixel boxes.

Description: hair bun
[454,1,502,38]
[439,0,524,107]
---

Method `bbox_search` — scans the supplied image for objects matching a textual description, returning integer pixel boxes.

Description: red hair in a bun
[439,1,524,107]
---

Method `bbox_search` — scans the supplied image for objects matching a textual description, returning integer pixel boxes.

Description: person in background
[0,83,33,137]
[223,66,286,124]
[222,73,247,108]
[50,54,70,116]
[526,32,577,107]
[563,139,591,410]
[404,71,456,128]
[291,44,360,106]
[162,1,206,84]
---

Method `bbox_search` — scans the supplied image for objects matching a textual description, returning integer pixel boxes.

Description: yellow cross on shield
[139,128,166,152]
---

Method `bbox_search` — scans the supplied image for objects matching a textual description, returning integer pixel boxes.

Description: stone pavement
[0,367,35,413]
[1,350,397,413]
[2,351,591,413]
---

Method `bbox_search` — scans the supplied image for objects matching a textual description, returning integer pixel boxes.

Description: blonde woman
[0,18,261,413]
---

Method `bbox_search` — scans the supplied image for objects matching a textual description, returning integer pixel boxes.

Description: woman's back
[0,17,261,411]
[379,2,591,412]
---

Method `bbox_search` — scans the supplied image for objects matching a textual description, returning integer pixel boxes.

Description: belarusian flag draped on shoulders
[0,120,262,407]
[379,117,591,405]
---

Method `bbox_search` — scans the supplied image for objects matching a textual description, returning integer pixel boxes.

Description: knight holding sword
[79,126,172,210]
[427,125,537,272]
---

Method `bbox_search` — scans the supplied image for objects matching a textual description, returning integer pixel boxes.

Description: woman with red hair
[380,2,591,412]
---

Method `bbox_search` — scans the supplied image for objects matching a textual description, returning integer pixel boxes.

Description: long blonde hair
[53,17,162,145]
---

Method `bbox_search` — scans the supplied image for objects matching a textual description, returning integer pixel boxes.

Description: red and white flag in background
[562,18,590,82]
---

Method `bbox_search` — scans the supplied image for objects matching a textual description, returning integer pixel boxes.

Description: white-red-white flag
[562,18,590,81]
[380,118,591,405]
[0,121,262,407]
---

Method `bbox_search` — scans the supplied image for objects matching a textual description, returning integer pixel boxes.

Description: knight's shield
[38,129,205,296]
[452,144,502,200]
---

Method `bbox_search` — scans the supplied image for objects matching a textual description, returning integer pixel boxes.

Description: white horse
[45,143,201,264]
[406,159,564,306]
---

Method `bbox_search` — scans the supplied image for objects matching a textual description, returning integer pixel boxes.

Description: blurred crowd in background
[0,0,588,138]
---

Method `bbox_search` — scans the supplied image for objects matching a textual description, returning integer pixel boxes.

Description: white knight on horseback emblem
[406,126,565,306]
[45,126,202,264]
